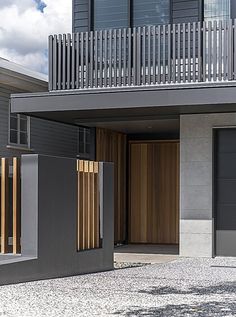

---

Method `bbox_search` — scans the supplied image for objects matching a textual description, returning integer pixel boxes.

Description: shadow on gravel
[113,301,236,316]
[138,281,236,296]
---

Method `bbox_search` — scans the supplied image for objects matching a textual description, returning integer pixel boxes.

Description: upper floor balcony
[48,20,236,91]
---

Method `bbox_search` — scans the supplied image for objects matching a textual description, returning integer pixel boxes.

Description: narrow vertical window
[9,113,30,148]
[78,127,91,159]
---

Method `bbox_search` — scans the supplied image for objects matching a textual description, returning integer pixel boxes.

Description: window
[9,113,30,147]
[92,0,170,30]
[94,0,129,31]
[204,0,231,22]
[77,127,91,159]
[132,0,170,27]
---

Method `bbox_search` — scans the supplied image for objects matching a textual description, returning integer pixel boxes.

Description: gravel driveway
[0,257,236,316]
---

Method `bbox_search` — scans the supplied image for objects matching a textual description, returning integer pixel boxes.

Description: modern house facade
[11,0,236,258]
[0,57,83,159]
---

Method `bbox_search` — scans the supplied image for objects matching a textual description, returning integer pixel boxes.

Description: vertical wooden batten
[13,157,21,254]
[77,159,100,251]
[1,158,9,254]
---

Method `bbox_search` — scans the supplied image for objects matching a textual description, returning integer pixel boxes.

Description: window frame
[8,109,31,149]
[90,0,173,31]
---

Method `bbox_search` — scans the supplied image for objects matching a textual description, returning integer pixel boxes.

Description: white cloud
[0,0,72,74]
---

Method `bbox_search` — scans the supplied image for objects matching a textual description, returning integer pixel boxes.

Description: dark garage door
[215,129,236,256]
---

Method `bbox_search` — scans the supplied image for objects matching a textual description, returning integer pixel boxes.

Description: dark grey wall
[73,0,90,33]
[1,87,78,158]
[172,0,201,24]
[0,155,114,285]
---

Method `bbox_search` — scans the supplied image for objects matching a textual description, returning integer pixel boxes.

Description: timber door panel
[129,141,179,244]
[96,128,127,244]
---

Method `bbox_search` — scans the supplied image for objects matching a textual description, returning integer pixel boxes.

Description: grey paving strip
[0,258,235,316]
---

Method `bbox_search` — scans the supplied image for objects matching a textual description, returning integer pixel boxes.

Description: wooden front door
[129,141,179,244]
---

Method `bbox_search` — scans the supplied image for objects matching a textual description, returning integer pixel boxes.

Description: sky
[0,0,72,74]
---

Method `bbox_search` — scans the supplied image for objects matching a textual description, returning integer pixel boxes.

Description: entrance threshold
[114,244,179,264]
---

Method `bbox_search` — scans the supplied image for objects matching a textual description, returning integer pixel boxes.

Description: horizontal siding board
[173,8,199,19]
[172,0,200,24]
[0,87,79,158]
[74,19,89,27]
[73,0,90,33]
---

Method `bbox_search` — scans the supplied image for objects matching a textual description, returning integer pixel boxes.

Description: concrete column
[180,113,236,257]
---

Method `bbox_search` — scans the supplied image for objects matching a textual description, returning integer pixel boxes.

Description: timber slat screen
[0,158,21,254]
[77,160,100,251]
[49,20,236,90]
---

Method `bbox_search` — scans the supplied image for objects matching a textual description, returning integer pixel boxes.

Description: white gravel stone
[0,258,235,316]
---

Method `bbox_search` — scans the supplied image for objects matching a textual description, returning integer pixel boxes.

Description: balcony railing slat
[198,22,202,82]
[90,31,94,88]
[157,25,161,84]
[177,24,181,83]
[85,32,89,88]
[137,27,141,86]
[123,28,127,86]
[99,30,103,88]
[229,20,233,80]
[223,21,227,81]
[182,23,186,83]
[109,30,112,87]
[71,34,75,89]
[234,20,236,80]
[167,24,171,84]
[218,20,222,81]
[49,19,236,91]
[208,22,212,81]
[53,35,57,90]
[48,35,53,91]
[213,21,217,82]
[67,33,71,89]
[193,22,196,82]
[62,34,66,89]
[58,34,62,90]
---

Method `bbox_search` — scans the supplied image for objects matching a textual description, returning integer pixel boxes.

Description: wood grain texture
[77,160,100,251]
[129,141,179,244]
[96,128,127,244]
[13,157,21,254]
[1,158,9,253]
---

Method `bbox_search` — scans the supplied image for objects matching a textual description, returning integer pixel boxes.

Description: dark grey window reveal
[93,0,170,31]
[78,127,91,159]
[9,112,30,147]
[204,0,231,22]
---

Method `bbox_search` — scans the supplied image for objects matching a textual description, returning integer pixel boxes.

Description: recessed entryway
[215,129,236,256]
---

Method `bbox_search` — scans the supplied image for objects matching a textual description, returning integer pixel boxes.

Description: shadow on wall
[113,281,236,316]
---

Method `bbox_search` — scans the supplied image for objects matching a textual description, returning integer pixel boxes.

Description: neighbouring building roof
[0,57,48,93]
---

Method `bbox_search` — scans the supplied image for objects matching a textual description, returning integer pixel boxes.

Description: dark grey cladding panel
[0,87,78,159]
[172,0,201,24]
[73,0,90,33]
[215,129,236,235]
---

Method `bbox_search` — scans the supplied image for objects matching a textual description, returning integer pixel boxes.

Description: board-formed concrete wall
[180,112,236,257]
[0,154,114,285]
